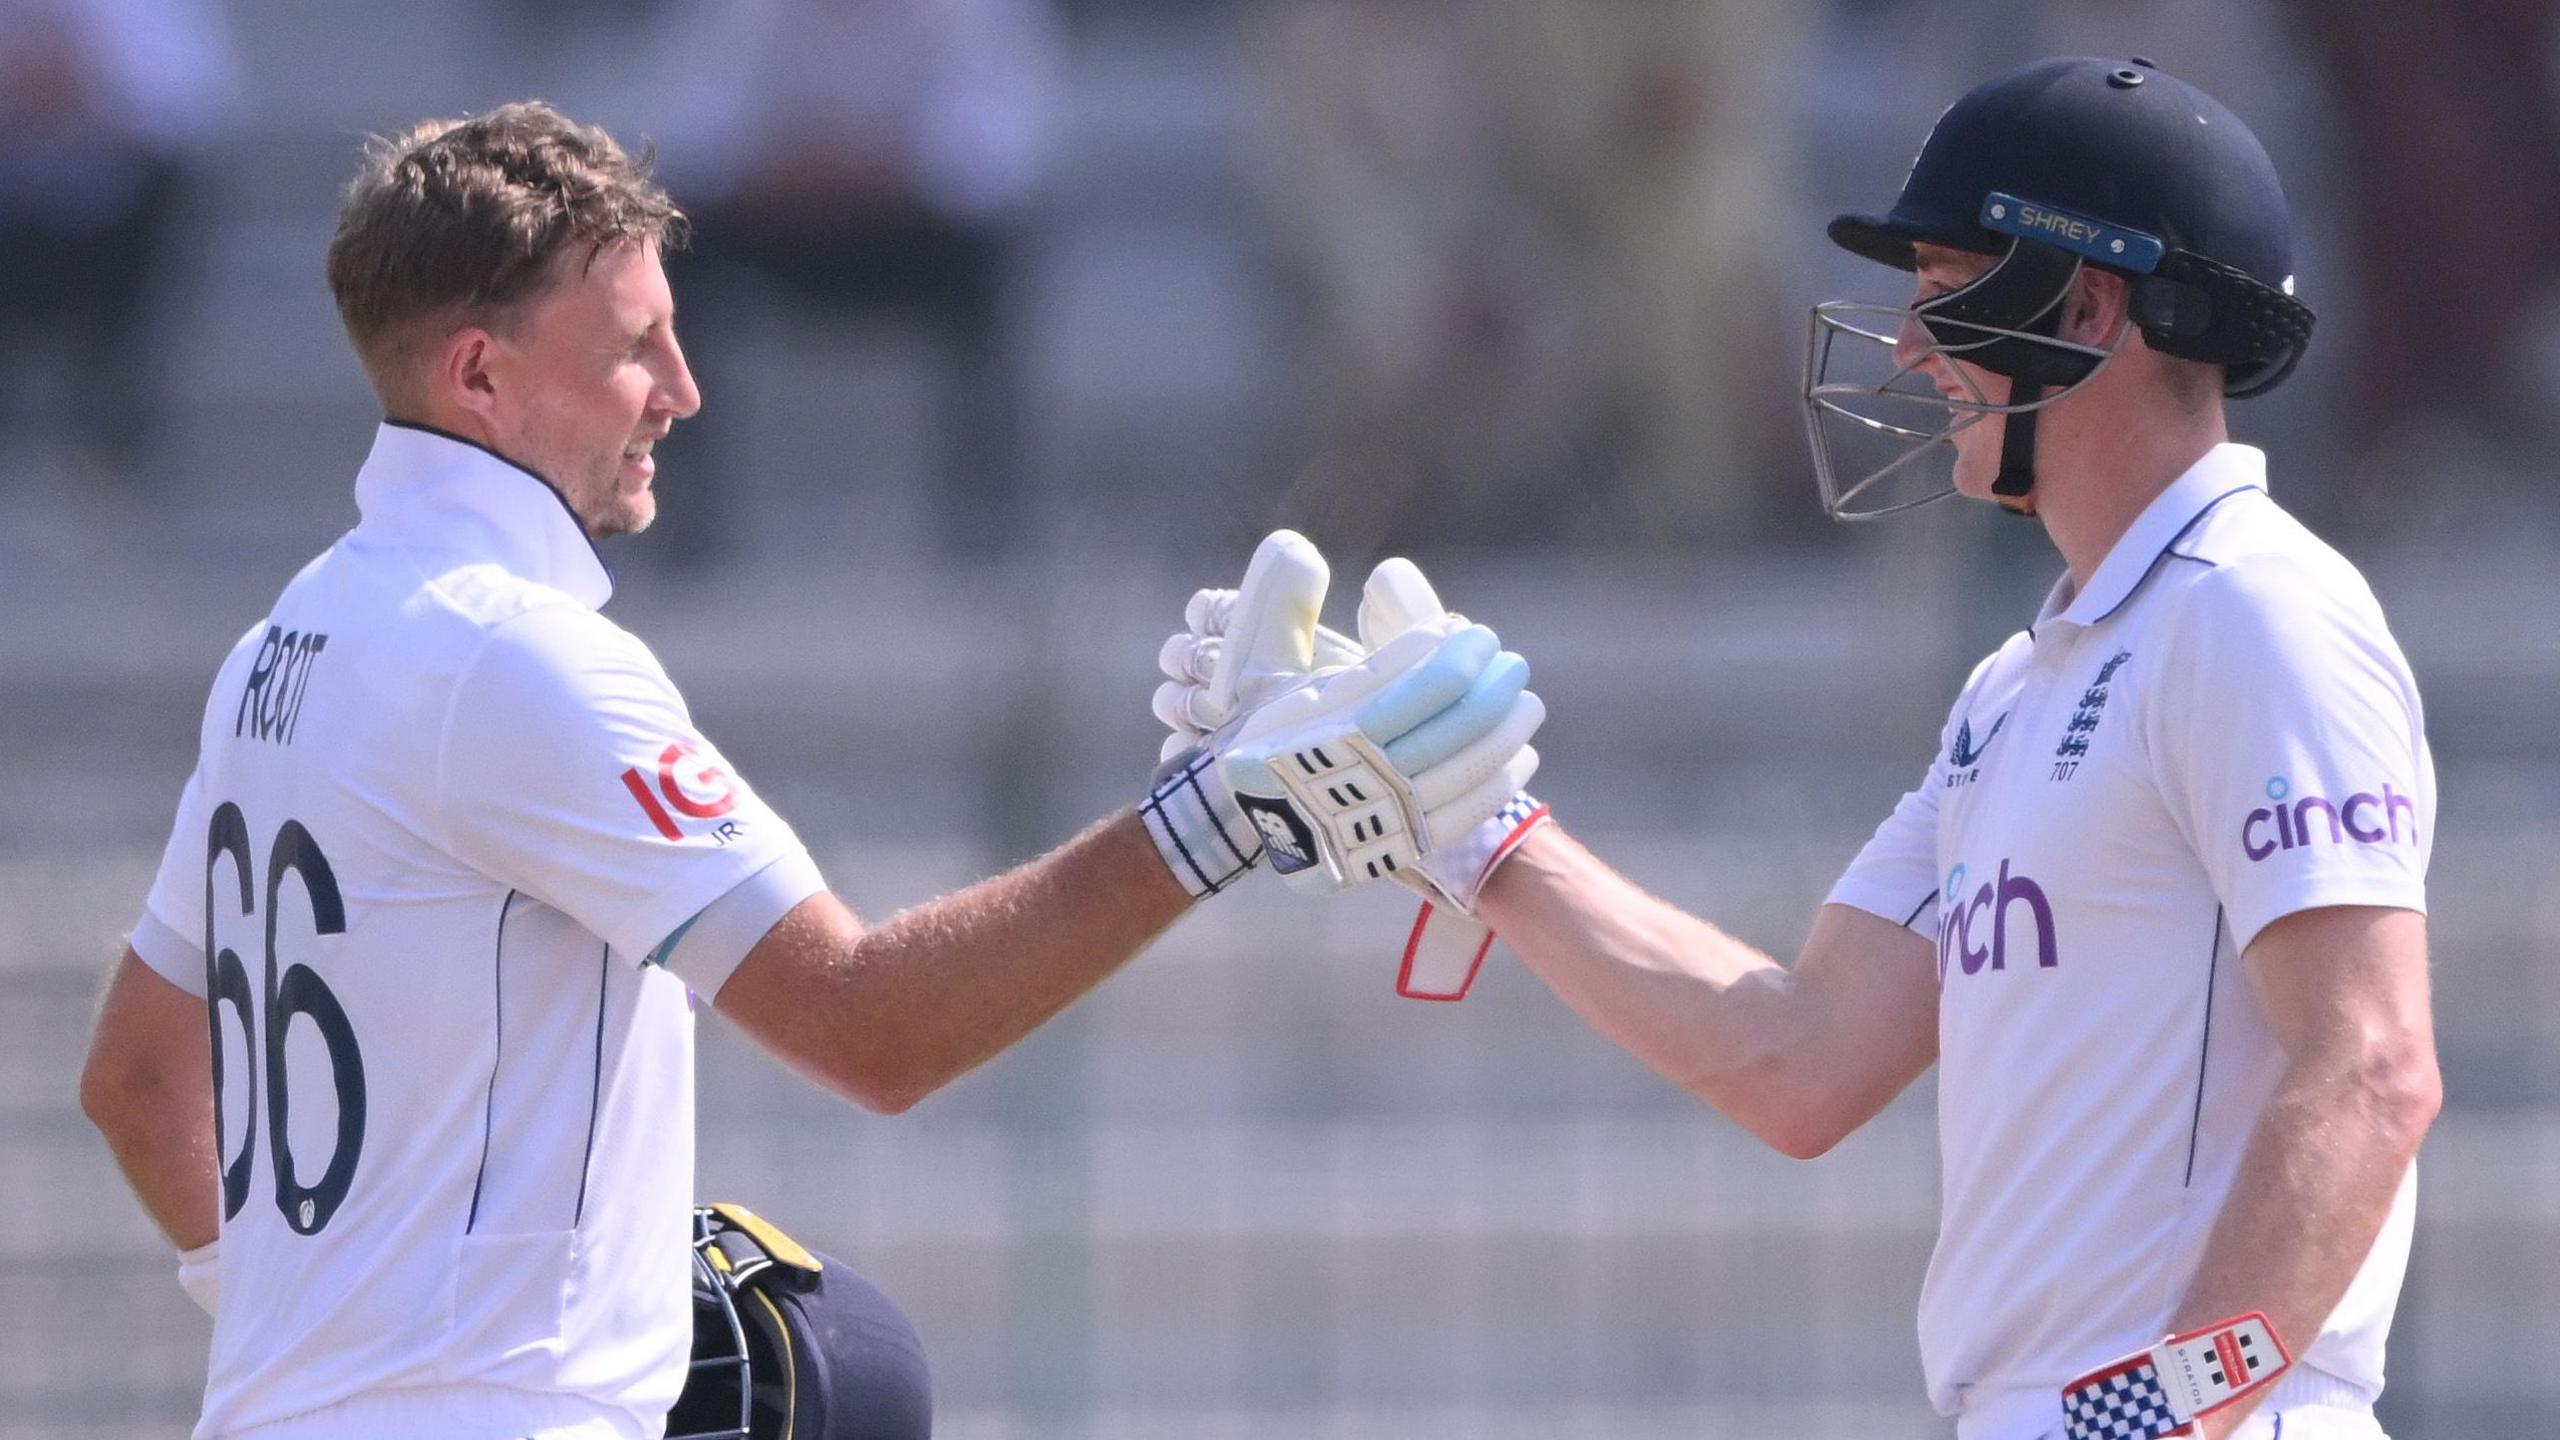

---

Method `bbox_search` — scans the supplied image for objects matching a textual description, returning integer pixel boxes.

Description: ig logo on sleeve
[621,741,740,841]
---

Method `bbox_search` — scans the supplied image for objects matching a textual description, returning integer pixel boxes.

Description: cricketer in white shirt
[126,422,827,1439]
[1825,443,2431,1437]
[81,100,1559,1440]
[1465,450,2436,1440]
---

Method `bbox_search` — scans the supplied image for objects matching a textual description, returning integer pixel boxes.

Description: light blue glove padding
[1381,648,1528,775]
[1222,624,1508,799]
[1219,619,1544,892]
[1352,623,1501,747]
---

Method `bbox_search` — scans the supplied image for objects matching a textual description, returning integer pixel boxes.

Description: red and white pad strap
[2061,1312,2290,1440]
[1396,795,1550,1000]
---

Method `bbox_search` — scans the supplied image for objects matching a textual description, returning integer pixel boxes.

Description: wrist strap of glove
[1418,793,1549,912]
[1397,795,1550,1001]
[1142,741,1261,899]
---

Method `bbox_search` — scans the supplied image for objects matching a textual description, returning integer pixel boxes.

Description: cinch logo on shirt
[1936,859,2058,981]
[2242,776,2418,862]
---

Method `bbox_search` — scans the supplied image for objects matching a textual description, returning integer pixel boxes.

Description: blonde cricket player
[1160,56,2437,1440]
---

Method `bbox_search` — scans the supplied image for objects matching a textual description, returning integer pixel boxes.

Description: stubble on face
[577,468,656,539]
[490,240,691,541]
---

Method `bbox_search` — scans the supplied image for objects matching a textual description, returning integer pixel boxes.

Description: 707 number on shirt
[205,803,366,1235]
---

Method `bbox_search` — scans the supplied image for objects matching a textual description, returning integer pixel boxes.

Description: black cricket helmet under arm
[667,1203,932,1440]
[1803,56,2315,520]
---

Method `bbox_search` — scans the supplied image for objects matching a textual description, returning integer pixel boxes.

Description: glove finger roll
[1409,692,1545,813]
[1208,530,1330,717]
[1159,631,1209,684]
[1184,587,1236,637]
[1182,683,1231,732]
[1381,649,1528,774]
[1356,557,1448,650]
[1153,678,1207,733]
[1349,623,1499,742]
[1421,748,1541,848]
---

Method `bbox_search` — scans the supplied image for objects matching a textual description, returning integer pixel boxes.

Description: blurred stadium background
[5,0,2559,1436]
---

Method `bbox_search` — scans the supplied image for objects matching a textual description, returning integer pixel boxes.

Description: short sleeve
[653,850,829,998]
[1827,750,1945,935]
[1825,645,2008,937]
[132,767,214,997]
[2145,561,2432,954]
[436,603,818,987]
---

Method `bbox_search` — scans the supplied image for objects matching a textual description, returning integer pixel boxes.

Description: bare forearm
[96,1101,220,1251]
[2172,906,2439,1436]
[82,953,220,1250]
[724,810,1193,1112]
[2172,1058,2436,1434]
[1479,826,1875,1154]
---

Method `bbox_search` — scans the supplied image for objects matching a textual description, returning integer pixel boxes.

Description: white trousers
[2232,1403,2387,1440]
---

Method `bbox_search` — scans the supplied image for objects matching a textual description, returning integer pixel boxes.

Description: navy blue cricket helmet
[666,1204,932,1440]
[1803,57,2315,519]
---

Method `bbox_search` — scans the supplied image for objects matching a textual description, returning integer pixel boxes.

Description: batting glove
[1147,538,1551,994]
[2061,1313,2290,1440]
[1221,617,1542,894]
[1141,531,1331,898]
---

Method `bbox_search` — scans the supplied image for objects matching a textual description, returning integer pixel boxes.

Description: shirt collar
[2034,442,2266,634]
[351,420,614,610]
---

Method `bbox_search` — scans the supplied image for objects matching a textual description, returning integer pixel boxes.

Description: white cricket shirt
[1827,444,2433,1439]
[130,422,825,1439]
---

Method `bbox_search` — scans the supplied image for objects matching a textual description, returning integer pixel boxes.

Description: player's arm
[1480,827,1939,1158]
[2168,904,2438,1440]
[1150,538,1938,1151]
[712,811,1188,1114]
[717,580,1543,1113]
[79,948,219,1251]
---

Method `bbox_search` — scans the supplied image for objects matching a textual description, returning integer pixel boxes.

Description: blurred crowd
[0,0,238,474]
[1,0,2553,552]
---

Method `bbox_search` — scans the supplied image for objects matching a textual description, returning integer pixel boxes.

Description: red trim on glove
[1396,900,1496,1002]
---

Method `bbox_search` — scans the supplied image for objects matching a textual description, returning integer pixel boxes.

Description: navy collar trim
[2082,483,2253,627]
[378,417,614,590]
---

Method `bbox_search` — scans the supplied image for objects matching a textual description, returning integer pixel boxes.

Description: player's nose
[659,333,703,421]
[1892,307,1933,372]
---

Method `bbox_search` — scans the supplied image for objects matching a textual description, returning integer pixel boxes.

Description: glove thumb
[1357,556,1449,651]
[1208,529,1330,719]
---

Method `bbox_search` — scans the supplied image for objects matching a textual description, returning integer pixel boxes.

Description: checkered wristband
[1416,792,1550,913]
[1141,741,1260,898]
[2062,1313,2289,1440]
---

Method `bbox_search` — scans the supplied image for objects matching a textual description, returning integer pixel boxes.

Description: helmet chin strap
[1991,376,2042,517]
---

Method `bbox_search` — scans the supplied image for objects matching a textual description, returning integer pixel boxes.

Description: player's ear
[2066,269,2132,348]
[440,326,501,422]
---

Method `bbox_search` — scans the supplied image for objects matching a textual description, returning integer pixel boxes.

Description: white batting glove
[1222,617,1543,894]
[1342,559,1552,998]
[1141,532,1333,898]
[1147,539,1552,993]
[1154,546,1394,764]
[2061,1312,2290,1440]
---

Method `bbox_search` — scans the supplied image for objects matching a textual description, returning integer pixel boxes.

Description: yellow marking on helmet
[708,1201,824,1273]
